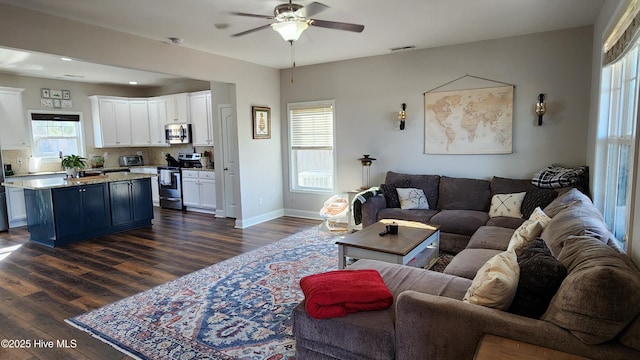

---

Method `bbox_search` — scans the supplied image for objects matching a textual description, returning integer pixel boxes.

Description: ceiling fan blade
[230,12,274,20]
[300,2,329,18]
[231,24,273,37]
[308,19,364,33]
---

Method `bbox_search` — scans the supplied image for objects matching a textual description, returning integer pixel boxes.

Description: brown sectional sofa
[293,172,640,359]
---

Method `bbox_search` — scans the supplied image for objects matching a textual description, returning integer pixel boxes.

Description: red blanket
[300,269,393,319]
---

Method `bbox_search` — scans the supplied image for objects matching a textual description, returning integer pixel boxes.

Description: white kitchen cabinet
[91,96,132,147]
[189,91,214,146]
[164,93,189,123]
[6,186,26,227]
[0,87,29,149]
[148,98,168,146]
[129,100,151,146]
[181,170,215,213]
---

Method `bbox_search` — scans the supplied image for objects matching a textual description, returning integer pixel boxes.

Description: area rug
[66,228,341,360]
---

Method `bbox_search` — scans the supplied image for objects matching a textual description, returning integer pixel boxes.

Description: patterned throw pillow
[508,239,567,319]
[396,188,429,210]
[489,192,526,218]
[521,189,558,218]
[380,180,411,208]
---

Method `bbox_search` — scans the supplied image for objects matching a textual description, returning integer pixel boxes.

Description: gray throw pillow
[380,180,411,208]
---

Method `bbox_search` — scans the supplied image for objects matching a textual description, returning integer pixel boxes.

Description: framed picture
[51,89,63,99]
[62,90,71,100]
[61,100,73,108]
[53,99,61,109]
[252,106,271,139]
[41,88,50,98]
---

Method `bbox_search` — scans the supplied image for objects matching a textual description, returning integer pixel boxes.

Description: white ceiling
[0,0,605,86]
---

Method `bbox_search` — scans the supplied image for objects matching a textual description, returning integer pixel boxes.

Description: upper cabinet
[0,87,29,149]
[148,98,168,146]
[164,93,189,123]
[189,91,213,146]
[129,99,151,146]
[91,96,132,147]
[90,91,210,148]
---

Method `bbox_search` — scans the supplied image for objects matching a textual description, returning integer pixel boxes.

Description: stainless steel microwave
[165,123,192,144]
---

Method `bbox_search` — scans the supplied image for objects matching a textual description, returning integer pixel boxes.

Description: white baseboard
[283,208,322,220]
[235,208,285,229]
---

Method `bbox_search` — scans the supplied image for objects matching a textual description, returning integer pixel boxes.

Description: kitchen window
[30,111,84,160]
[288,100,335,193]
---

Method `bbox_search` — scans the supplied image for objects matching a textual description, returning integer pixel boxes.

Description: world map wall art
[424,85,513,154]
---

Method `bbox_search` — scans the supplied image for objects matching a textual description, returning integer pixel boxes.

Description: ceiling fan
[231,1,364,42]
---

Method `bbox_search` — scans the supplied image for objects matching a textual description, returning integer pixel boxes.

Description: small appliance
[165,123,192,144]
[119,155,144,167]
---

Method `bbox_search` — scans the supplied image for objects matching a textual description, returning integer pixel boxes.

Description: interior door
[219,104,239,218]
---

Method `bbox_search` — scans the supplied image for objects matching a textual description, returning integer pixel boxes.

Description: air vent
[390,45,416,52]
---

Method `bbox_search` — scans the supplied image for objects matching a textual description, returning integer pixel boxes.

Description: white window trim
[287,100,336,194]
[28,109,85,164]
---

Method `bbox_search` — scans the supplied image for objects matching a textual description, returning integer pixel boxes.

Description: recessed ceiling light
[60,57,72,61]
[129,81,138,85]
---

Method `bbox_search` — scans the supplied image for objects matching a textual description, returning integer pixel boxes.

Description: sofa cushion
[489,192,526,218]
[397,188,429,209]
[620,314,640,351]
[376,208,438,224]
[466,226,514,251]
[485,216,525,229]
[542,235,640,344]
[490,176,538,195]
[380,179,411,208]
[521,188,558,218]
[385,171,440,210]
[437,176,491,211]
[508,239,566,319]
[443,248,503,280]
[463,250,519,310]
[293,259,472,360]
[429,209,489,236]
[543,188,592,217]
[540,204,610,257]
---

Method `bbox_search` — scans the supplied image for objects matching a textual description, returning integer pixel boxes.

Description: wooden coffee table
[336,220,440,269]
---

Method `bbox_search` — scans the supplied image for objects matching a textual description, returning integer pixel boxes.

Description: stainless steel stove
[158,153,203,210]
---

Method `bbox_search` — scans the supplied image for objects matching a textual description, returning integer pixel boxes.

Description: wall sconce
[398,103,407,130]
[358,155,376,190]
[535,93,546,126]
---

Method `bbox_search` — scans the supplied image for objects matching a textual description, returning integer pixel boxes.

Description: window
[598,44,639,249]
[30,112,84,160]
[288,100,335,193]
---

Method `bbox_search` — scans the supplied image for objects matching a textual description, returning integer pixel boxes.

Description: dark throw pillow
[508,238,567,319]
[380,180,411,208]
[521,188,558,218]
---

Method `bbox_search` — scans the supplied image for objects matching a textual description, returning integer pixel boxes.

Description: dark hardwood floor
[0,208,320,360]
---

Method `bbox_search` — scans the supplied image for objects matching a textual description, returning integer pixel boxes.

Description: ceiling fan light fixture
[272,21,308,42]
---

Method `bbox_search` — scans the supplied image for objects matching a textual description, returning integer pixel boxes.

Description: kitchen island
[2,172,156,247]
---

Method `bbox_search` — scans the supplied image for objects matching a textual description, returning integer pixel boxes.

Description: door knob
[224,167,229,171]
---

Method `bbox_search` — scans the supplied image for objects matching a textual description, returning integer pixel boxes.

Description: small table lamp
[358,155,376,190]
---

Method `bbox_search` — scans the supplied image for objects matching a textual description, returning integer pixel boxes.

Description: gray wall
[280,26,594,217]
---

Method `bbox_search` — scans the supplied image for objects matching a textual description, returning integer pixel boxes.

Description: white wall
[0,3,283,226]
[280,27,594,217]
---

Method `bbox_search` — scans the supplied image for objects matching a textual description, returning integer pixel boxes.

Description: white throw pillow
[506,219,544,253]
[489,192,526,218]
[529,206,551,228]
[463,250,519,310]
[396,188,429,210]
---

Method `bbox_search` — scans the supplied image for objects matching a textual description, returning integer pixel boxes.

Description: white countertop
[2,172,157,190]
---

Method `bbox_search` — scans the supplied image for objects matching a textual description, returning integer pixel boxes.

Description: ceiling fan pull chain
[290,40,296,83]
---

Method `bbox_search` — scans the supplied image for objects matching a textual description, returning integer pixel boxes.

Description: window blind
[290,103,334,149]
